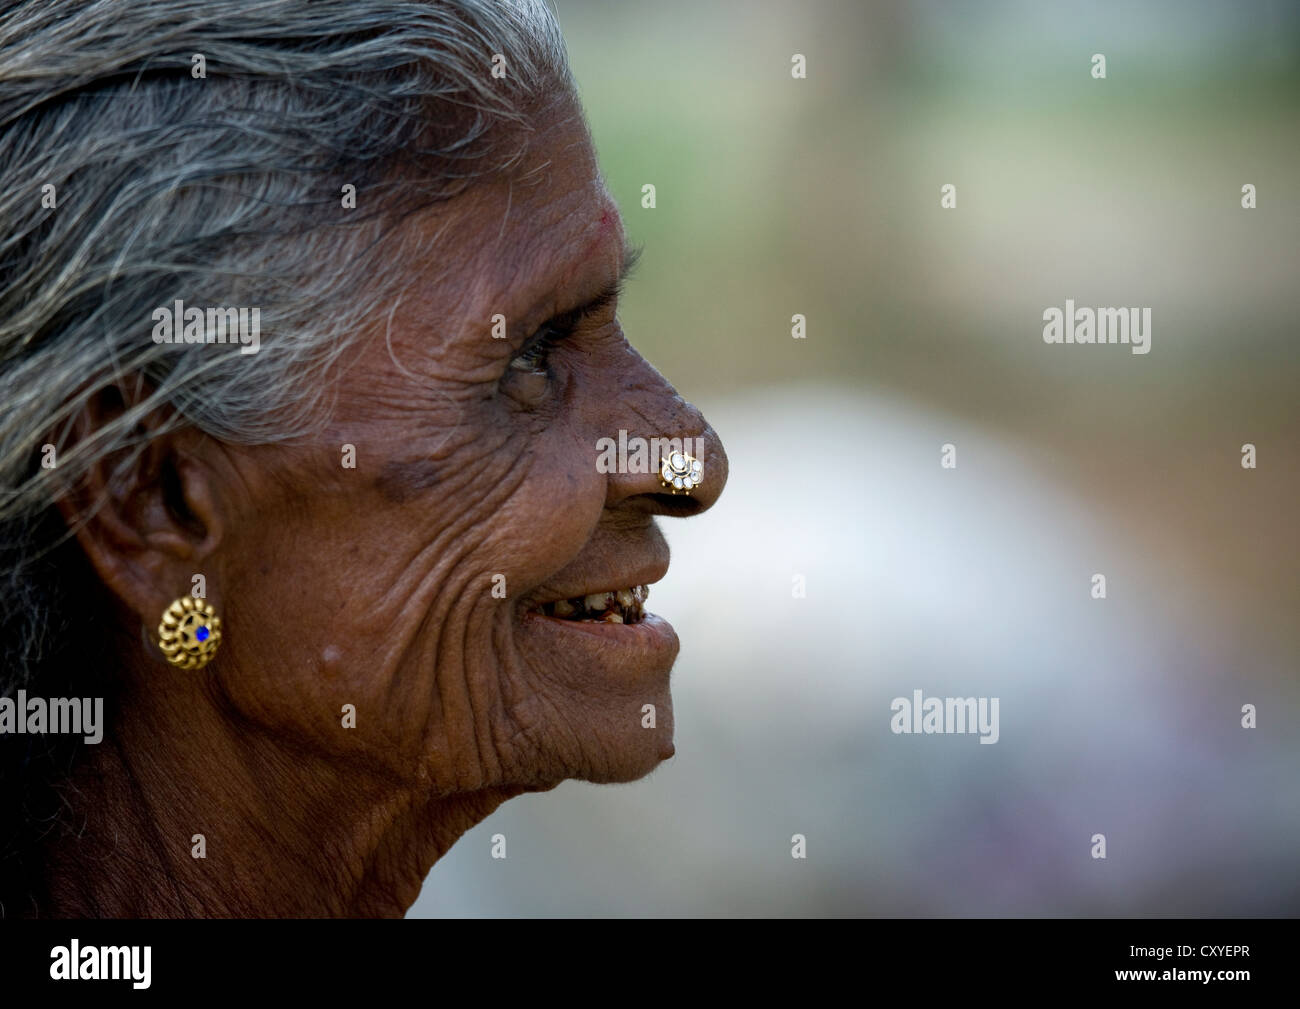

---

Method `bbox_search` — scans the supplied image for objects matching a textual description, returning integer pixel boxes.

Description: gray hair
[0,0,572,690]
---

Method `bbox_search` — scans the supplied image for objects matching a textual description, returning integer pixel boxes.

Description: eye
[508,312,580,374]
[503,276,628,383]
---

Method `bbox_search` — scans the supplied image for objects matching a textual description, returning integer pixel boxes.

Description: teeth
[538,585,651,623]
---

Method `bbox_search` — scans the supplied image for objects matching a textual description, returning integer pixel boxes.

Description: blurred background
[410,0,1300,916]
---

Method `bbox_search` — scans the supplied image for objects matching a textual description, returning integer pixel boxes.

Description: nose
[601,350,728,517]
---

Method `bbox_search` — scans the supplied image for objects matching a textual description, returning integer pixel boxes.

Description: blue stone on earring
[158,596,222,669]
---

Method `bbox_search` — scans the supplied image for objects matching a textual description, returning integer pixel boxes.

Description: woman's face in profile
[176,93,726,795]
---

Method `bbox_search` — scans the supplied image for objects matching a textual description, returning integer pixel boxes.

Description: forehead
[430,95,624,320]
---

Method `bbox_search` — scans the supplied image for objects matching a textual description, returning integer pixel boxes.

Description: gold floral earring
[157,596,222,669]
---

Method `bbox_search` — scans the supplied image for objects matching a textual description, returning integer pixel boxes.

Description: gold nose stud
[659,451,703,495]
[157,596,222,669]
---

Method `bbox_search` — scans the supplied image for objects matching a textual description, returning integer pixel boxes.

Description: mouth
[519,556,678,683]
[530,584,650,625]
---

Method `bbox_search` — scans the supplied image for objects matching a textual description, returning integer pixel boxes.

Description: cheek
[202,394,611,782]
[486,430,607,591]
[207,495,441,769]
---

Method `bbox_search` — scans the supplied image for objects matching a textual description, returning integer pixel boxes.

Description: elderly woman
[0,0,725,917]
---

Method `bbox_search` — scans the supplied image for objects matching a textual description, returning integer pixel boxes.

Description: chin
[526,692,677,788]
[586,689,677,784]
[577,740,676,785]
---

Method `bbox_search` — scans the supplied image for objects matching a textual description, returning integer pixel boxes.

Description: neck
[40,655,514,918]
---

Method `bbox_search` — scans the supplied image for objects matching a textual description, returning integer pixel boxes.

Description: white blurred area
[410,386,1300,916]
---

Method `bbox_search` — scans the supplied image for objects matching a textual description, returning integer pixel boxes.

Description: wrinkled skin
[47,93,727,917]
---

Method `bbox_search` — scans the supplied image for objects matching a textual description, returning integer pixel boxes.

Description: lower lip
[519,610,680,677]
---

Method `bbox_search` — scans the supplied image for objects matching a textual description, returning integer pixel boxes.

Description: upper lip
[525,556,669,609]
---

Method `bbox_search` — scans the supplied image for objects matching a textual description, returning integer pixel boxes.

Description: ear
[52,384,225,626]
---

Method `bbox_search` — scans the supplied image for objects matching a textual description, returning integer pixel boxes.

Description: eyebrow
[563,240,643,321]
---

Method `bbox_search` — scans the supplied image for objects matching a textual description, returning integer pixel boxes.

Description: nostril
[647,493,704,517]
